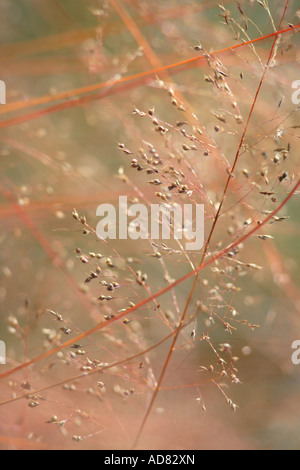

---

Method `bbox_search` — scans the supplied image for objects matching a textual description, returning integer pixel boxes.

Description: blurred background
[0,0,300,450]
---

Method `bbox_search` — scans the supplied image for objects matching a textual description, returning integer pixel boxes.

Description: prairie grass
[0,0,300,450]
